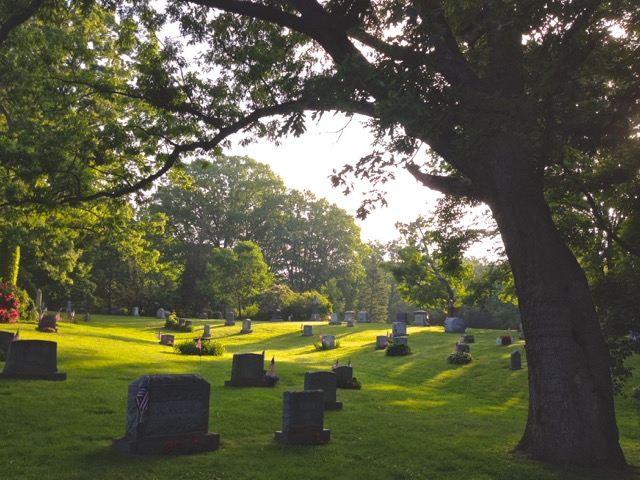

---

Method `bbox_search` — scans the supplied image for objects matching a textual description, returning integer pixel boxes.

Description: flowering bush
[447,352,473,365]
[0,283,20,324]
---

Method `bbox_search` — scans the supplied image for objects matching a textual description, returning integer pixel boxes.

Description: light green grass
[0,316,638,480]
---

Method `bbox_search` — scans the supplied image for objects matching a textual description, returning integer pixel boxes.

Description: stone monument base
[224,377,276,387]
[0,371,67,381]
[112,431,220,455]
[274,428,330,445]
[324,401,343,411]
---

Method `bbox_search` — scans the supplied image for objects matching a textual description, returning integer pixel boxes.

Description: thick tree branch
[0,0,44,48]
[405,162,481,200]
[412,0,482,90]
[0,100,306,207]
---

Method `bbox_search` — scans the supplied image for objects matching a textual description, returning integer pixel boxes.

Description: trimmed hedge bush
[385,342,412,356]
[174,339,225,356]
[447,351,473,364]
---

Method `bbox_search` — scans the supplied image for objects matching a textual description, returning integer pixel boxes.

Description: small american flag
[269,356,275,375]
[136,387,149,415]
[196,337,202,350]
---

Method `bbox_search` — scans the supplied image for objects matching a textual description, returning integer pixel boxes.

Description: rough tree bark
[474,140,626,467]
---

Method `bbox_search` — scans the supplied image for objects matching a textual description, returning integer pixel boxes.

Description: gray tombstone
[444,317,466,333]
[84,312,91,322]
[510,350,522,370]
[455,343,471,353]
[112,374,219,454]
[198,312,208,320]
[178,318,185,326]
[304,371,342,410]
[0,340,66,380]
[412,310,428,326]
[344,311,355,323]
[156,308,165,319]
[375,335,389,350]
[321,334,336,349]
[160,334,174,346]
[274,390,330,445]
[302,325,313,337]
[357,311,369,323]
[225,353,269,387]
[392,322,408,338]
[271,309,284,322]
[334,365,354,389]
[132,306,140,317]
[310,295,321,321]
[225,310,235,326]
[184,319,192,327]
[0,331,16,357]
[203,324,211,338]
[329,313,341,325]
[462,334,475,343]
[240,318,253,334]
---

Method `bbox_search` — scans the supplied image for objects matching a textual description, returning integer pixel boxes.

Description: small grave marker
[510,350,522,370]
[302,325,313,336]
[412,310,428,326]
[240,318,253,334]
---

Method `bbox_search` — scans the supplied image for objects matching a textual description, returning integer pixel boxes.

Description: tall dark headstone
[309,296,321,321]
[274,390,330,445]
[112,374,220,454]
[304,371,342,410]
[0,340,66,380]
[224,353,272,387]
[334,365,354,389]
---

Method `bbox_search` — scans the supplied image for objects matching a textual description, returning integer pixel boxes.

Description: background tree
[206,241,272,317]
[356,243,390,323]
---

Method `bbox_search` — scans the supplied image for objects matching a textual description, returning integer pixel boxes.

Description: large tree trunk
[478,145,626,468]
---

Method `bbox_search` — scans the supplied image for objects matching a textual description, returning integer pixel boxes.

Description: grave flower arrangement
[37,311,60,332]
[447,351,473,365]
[0,282,20,324]
[499,335,513,346]
[314,334,340,350]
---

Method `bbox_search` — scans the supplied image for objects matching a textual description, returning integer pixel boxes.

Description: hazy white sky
[229,114,501,259]
[229,115,439,243]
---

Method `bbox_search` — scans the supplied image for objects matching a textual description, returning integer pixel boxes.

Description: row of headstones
[117,352,351,453]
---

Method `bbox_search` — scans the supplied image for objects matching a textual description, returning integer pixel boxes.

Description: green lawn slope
[0,316,638,480]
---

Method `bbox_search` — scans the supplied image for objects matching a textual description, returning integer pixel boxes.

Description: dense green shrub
[385,342,412,356]
[164,316,194,332]
[174,339,225,356]
[447,352,473,365]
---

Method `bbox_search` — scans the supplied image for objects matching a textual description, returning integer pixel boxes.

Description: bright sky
[229,114,502,259]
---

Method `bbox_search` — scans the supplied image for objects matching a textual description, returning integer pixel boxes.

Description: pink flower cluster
[0,283,20,324]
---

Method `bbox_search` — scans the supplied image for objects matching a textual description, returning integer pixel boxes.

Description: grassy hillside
[0,316,638,480]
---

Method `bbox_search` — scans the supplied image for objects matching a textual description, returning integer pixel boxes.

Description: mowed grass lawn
[0,315,638,480]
